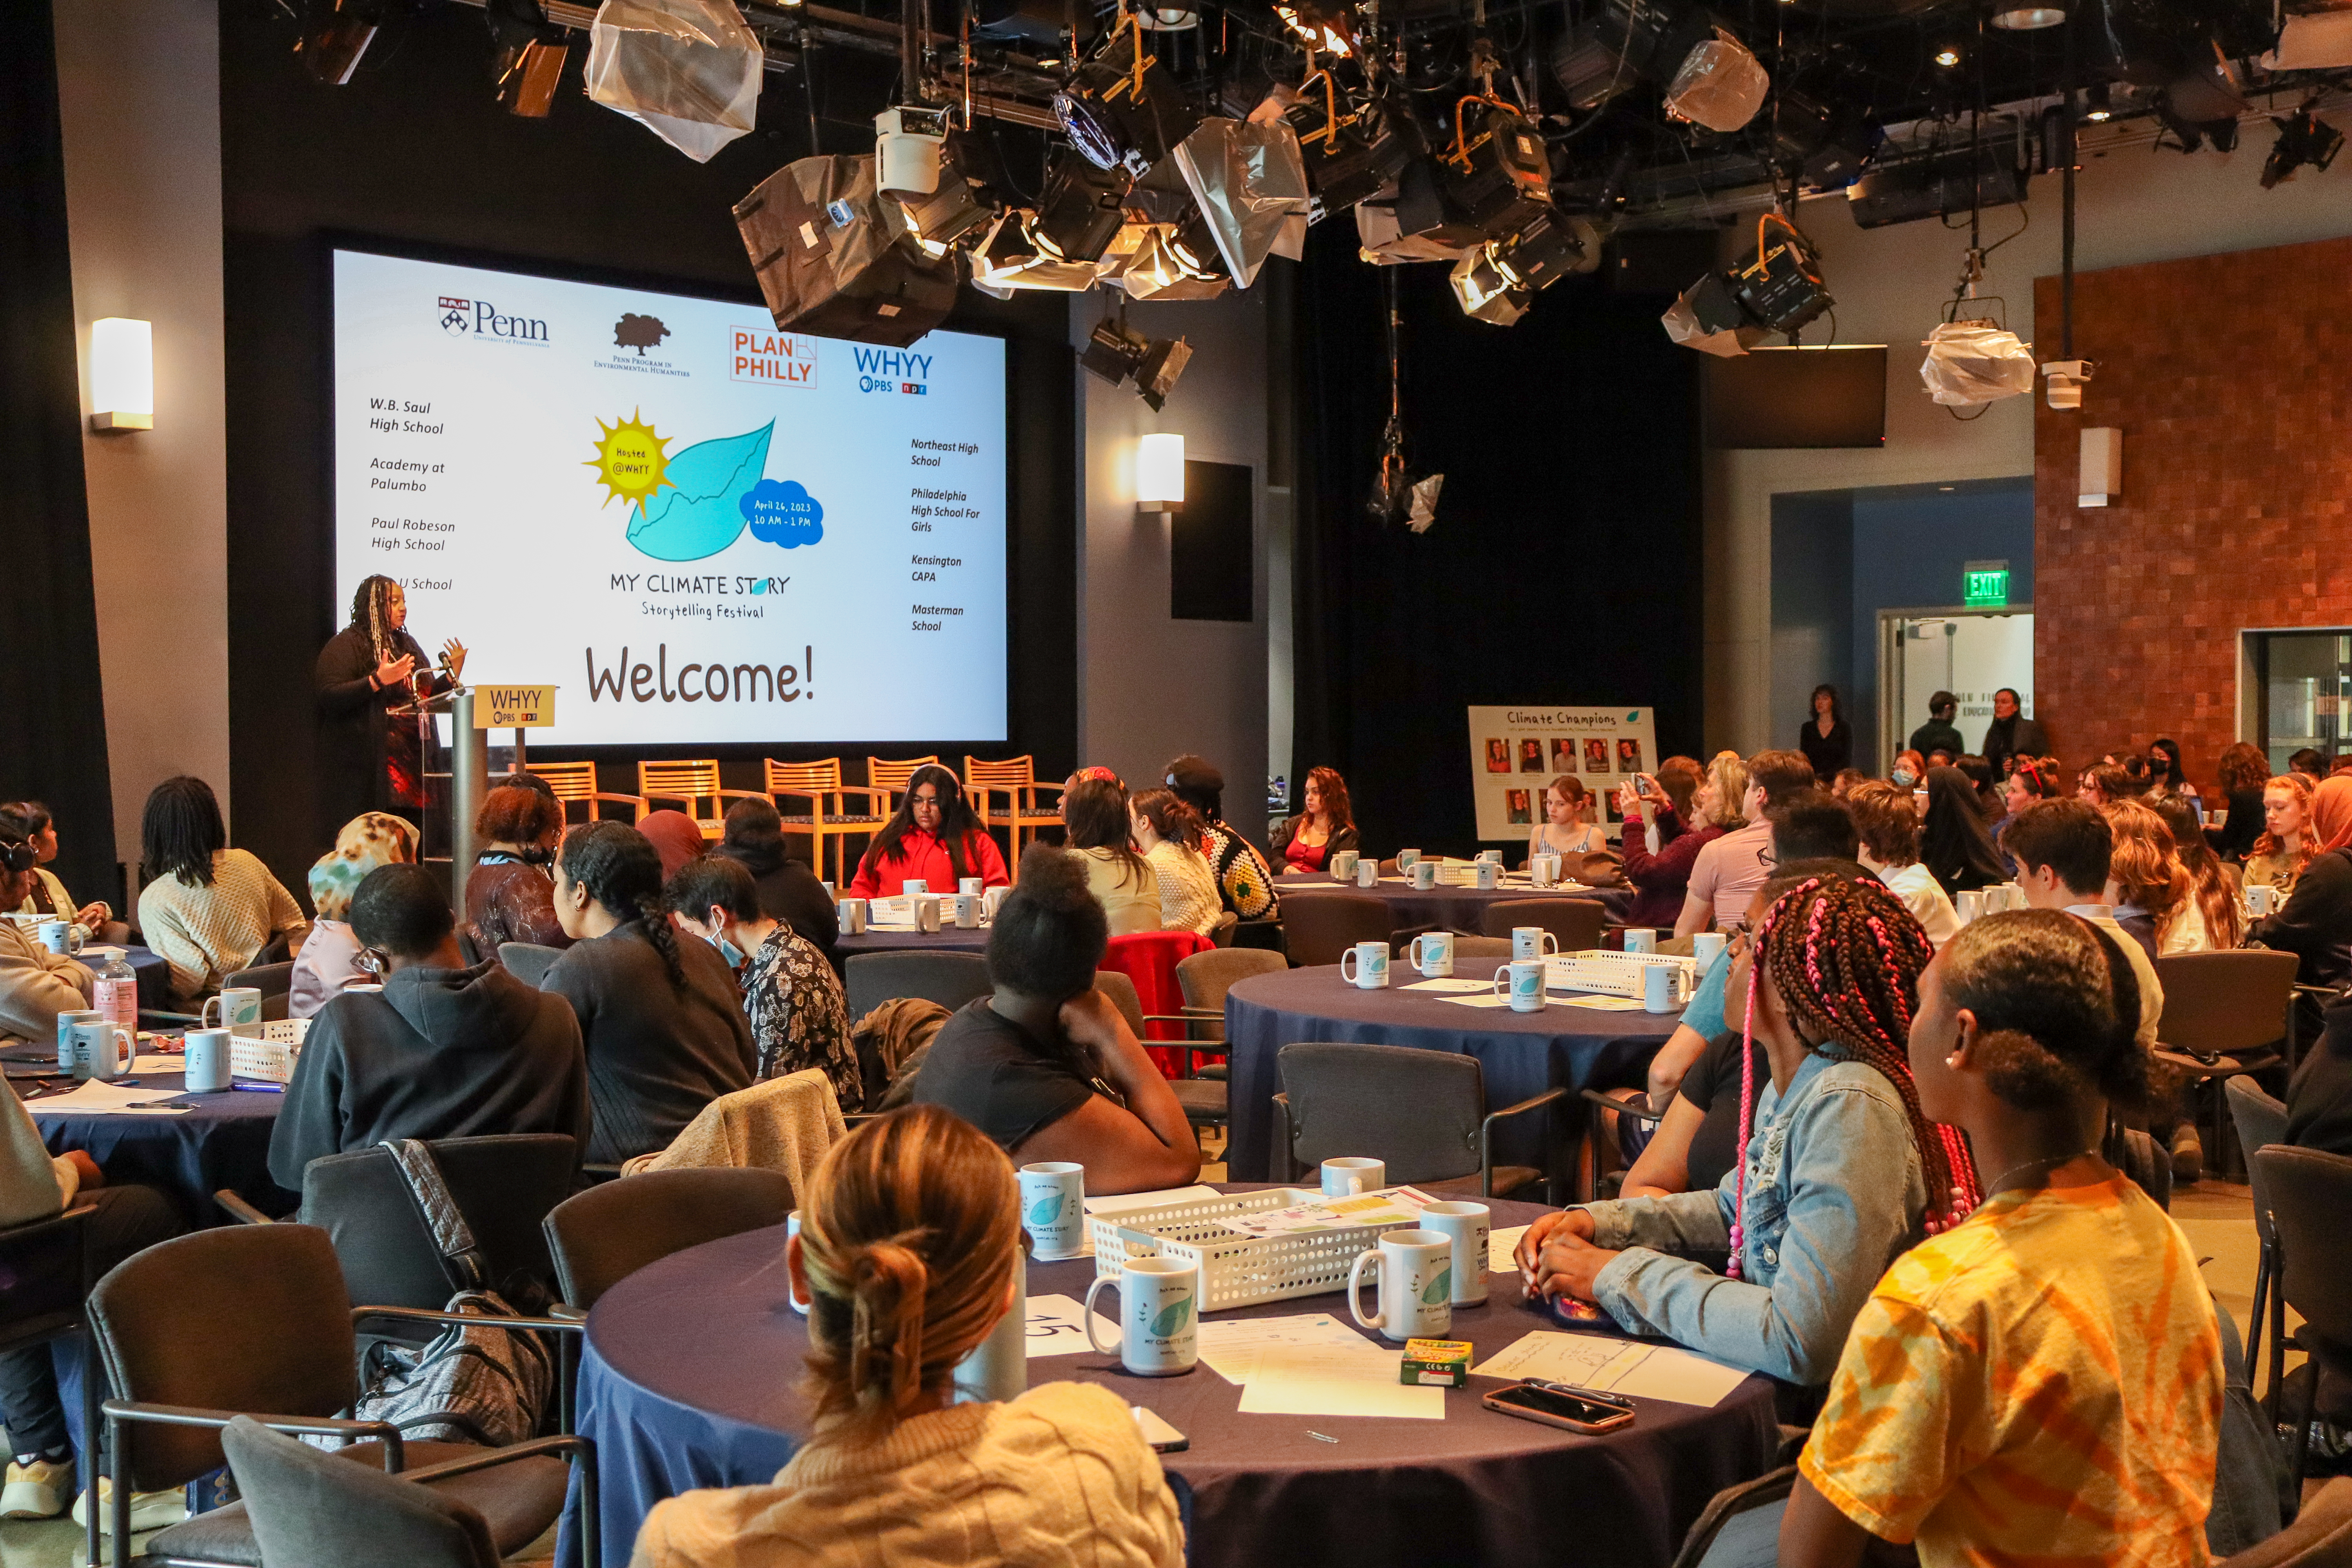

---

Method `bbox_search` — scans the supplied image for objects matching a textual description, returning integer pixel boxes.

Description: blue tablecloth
[560,1191,1779,1568]
[1275,873,1630,935]
[833,925,990,955]
[1223,966,1675,1185]
[72,944,170,1012]
[27,1073,290,1229]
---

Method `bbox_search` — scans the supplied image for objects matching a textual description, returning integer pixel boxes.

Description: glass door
[2257,631,2352,771]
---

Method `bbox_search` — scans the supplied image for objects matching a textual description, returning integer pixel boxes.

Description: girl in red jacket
[848,765,1010,898]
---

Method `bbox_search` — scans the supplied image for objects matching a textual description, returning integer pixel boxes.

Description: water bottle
[94,951,138,1034]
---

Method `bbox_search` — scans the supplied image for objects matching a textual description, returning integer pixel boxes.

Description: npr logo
[438,296,548,343]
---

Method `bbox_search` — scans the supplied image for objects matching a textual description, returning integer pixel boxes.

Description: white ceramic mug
[955,1249,1028,1403]
[1511,927,1558,962]
[202,987,264,1038]
[1320,1156,1385,1198]
[2248,883,2277,918]
[915,897,944,933]
[55,1009,102,1073]
[786,1210,809,1315]
[1955,889,1984,924]
[1396,849,1421,870]
[37,921,82,956]
[184,1027,234,1094]
[1408,930,1455,978]
[1622,927,1657,954]
[1476,849,1503,866]
[1084,1256,1198,1376]
[1329,850,1359,880]
[1348,1229,1453,1343]
[1418,1200,1491,1305]
[953,893,982,929]
[837,898,869,934]
[1493,958,1546,1012]
[70,1017,137,1081]
[1356,859,1378,888]
[1692,931,1728,971]
[820,881,836,902]
[1474,862,1500,890]
[1409,862,1439,891]
[903,880,929,898]
[1531,854,1561,887]
[1643,962,1679,1013]
[982,886,1011,920]
[1339,942,1389,989]
[959,877,985,897]
[1018,1161,1086,1259]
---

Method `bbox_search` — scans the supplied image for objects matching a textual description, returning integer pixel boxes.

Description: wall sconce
[1136,432,1184,514]
[89,318,154,432]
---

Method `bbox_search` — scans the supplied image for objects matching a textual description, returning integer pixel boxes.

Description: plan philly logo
[436,295,550,345]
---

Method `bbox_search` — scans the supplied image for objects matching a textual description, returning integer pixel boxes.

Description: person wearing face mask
[1889,750,1926,792]
[464,784,572,955]
[846,765,1009,899]
[667,856,856,1108]
[1906,692,1964,765]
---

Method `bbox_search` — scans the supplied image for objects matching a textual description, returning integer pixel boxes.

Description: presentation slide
[331,248,1009,747]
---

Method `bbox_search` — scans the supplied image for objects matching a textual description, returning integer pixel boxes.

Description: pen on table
[232,1082,284,1094]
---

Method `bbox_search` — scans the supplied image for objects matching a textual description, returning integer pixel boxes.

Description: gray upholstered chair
[1280,895,1397,968]
[844,950,993,1021]
[2152,949,2297,1173]
[2227,1075,2289,1381]
[2257,1146,2352,1492]
[1270,1042,1562,1199]
[497,942,564,989]
[544,1167,795,1313]
[221,960,295,1022]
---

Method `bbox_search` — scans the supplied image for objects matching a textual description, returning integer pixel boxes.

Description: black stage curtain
[0,0,119,903]
[1291,222,1704,859]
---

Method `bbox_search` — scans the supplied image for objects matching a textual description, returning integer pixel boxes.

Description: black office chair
[1270,1042,1562,1199]
[1279,895,1395,969]
[843,951,993,1021]
[1669,1465,1797,1568]
[2226,1075,2289,1383]
[543,1168,795,1313]
[2255,1146,2352,1493]
[0,1205,100,1566]
[1481,898,1607,953]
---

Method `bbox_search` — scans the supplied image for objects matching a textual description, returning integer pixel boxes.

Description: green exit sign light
[1963,563,2009,608]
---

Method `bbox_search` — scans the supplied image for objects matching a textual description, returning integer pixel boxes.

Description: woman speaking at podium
[315,575,466,829]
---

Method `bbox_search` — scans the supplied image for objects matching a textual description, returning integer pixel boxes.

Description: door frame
[1875,603,2036,775]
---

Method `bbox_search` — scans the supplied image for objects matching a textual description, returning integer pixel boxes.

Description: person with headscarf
[290,812,419,1018]
[637,811,710,884]
[2252,775,2352,1042]
[313,575,466,830]
[1919,765,2005,896]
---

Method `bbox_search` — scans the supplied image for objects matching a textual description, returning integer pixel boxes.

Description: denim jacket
[1578,1049,1927,1386]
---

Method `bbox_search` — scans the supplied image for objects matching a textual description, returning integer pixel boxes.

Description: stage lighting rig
[2261,103,2343,188]
[1440,96,1552,238]
[1274,0,1356,59]
[966,212,1104,292]
[1081,316,1193,408]
[734,154,958,347]
[1051,9,1202,178]
[297,0,396,85]
[485,0,567,116]
[1661,29,1769,134]
[1661,212,1830,354]
[1283,77,1413,216]
[1449,251,1529,326]
[1030,153,1131,264]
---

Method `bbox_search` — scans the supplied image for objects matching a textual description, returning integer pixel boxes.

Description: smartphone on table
[1481,1379,1636,1434]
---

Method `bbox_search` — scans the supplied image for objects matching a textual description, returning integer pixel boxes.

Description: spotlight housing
[1991,4,2065,29]
[1030,154,1131,263]
[298,0,390,84]
[485,0,567,116]
[1051,16,1202,178]
[2262,104,2345,188]
[2084,82,2113,122]
[1933,43,1962,68]
[1284,78,1411,214]
[1440,98,1553,238]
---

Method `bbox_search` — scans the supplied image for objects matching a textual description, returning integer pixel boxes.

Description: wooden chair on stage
[637,760,770,840]
[764,759,886,886]
[965,755,1065,858]
[864,757,940,819]
[530,760,648,825]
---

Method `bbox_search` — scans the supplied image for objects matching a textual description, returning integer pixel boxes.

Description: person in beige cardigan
[630,1105,1183,1568]
[0,831,95,1043]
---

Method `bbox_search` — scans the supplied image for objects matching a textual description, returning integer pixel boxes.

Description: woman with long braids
[542,822,753,1164]
[631,1107,1184,1567]
[314,574,467,828]
[1517,872,1978,1387]
[847,764,1009,899]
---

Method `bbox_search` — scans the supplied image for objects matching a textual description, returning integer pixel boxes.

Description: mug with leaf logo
[1018,1162,1085,1259]
[1085,1255,1198,1376]
[1348,1229,1454,1343]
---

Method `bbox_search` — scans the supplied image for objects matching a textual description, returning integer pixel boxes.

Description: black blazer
[1797,719,1852,782]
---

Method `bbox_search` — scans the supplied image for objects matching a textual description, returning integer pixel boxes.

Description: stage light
[1030,154,1130,264]
[965,212,1102,293]
[1450,251,1529,326]
[1051,13,1201,178]
[875,106,950,198]
[297,0,387,84]
[89,318,153,433]
[2040,358,2092,409]
[1441,98,1553,239]
[1170,117,1311,288]
[734,155,958,346]
[1661,28,1769,133]
[1274,0,1354,57]
[1729,214,1831,335]
[1135,338,1191,410]
[1489,209,1602,294]
[2262,104,2344,189]
[1933,44,1962,68]
[1083,318,1151,387]
[1137,433,1185,514]
[485,0,567,116]
[1285,77,1411,215]
[585,0,764,163]
[1921,321,2036,407]
[2084,82,2114,122]
[1991,4,2065,30]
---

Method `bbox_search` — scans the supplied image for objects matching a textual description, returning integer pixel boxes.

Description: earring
[1945,1054,1960,1068]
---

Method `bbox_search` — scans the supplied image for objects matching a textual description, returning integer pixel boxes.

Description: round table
[25,1071,287,1227]
[1275,872,1628,936]
[1222,966,1675,1187]
[834,925,990,955]
[562,1193,1779,1568]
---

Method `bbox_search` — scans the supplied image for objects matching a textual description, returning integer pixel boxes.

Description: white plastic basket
[230,1018,310,1084]
[1543,949,1695,1001]
[1088,1187,1433,1312]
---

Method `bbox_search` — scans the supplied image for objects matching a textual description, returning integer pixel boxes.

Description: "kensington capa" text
[585,645,812,703]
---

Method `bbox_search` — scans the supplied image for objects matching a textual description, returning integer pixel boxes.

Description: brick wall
[2033,235,2352,788]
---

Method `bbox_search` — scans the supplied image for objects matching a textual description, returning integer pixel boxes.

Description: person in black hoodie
[269,864,590,1189]
[711,797,840,970]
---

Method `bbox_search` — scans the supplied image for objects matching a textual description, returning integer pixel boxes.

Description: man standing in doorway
[1980,687,2049,778]
[1907,691,1964,763]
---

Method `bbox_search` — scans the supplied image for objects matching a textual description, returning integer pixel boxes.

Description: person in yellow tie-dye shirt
[1783,909,2225,1568]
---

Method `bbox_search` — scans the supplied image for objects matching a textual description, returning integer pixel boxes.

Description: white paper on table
[1488,1225,1528,1273]
[1470,1331,1748,1408]
[1021,1294,1122,1358]
[1562,995,1647,1012]
[24,1080,193,1116]
[1399,978,1491,993]
[1441,994,1517,1009]
[1234,1343,1445,1420]
[1194,1312,1370,1385]
[1214,1186,1436,1240]
[78,946,127,959]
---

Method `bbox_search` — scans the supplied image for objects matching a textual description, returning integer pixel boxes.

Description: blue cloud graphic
[743,479,824,549]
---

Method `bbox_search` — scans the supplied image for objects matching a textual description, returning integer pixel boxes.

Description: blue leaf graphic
[626,422,773,562]
[1025,1194,1064,1226]
[1149,1294,1194,1337]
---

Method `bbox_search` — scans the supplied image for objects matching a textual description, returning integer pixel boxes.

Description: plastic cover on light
[1662,29,1769,134]
[1171,117,1312,289]
[586,0,762,163]
[1661,290,1761,358]
[1920,321,2037,406]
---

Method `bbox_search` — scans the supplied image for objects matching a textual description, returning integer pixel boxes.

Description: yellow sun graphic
[585,412,673,511]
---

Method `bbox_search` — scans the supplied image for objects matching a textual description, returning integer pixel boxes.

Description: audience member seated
[847,764,1009,899]
[631,1105,1183,1568]
[2250,775,2352,1042]
[638,810,711,882]
[2210,742,2271,862]
[1828,768,1866,800]
[1890,750,1926,791]
[1848,782,1960,948]
[912,846,1199,1194]
[1615,755,1717,931]
[1525,776,1605,864]
[2288,991,2352,1158]
[2290,748,2328,787]
[464,783,570,957]
[1163,754,1278,921]
[1270,766,1359,875]
[1919,765,2005,897]
[132,776,309,1008]
[2246,772,2315,902]
[0,801,111,933]
[1519,874,1971,1386]
[1674,749,1816,939]
[1796,684,1851,782]
[2103,798,2205,955]
[2002,799,2163,1047]
[0,1075,183,1526]
[2145,736,2202,819]
[543,822,755,1166]
[1129,789,1220,936]
[2156,795,2244,953]
[290,812,417,1019]
[1905,690,1962,764]
[1988,757,2060,877]
[1978,687,2047,778]
[270,864,589,1187]
[2077,761,2135,808]
[1061,777,1163,937]
[0,830,95,1044]
[710,797,838,966]
[667,855,855,1107]
[1953,754,2002,818]
[1784,911,2224,1568]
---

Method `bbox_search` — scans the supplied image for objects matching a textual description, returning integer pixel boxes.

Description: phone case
[1481,1380,1636,1435]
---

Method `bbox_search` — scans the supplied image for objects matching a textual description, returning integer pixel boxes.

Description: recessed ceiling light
[1991,5,2065,30]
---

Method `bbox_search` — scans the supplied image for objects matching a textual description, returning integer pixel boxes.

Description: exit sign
[1963,560,2010,608]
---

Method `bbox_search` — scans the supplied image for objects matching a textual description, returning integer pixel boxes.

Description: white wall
[1706,112,2352,756]
[53,0,231,868]
[1072,289,1271,806]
